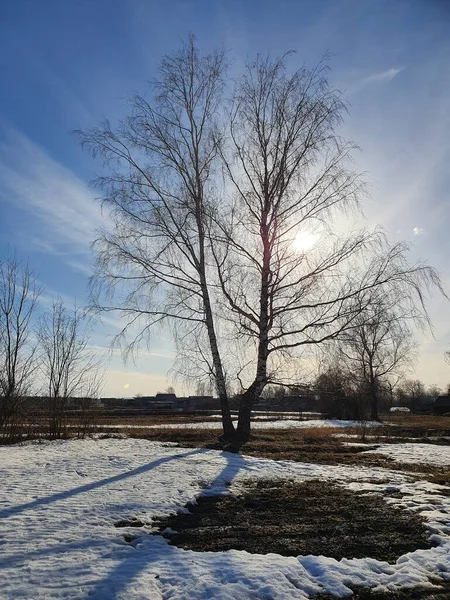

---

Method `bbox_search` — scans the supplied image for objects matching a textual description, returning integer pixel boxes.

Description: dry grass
[154,478,434,562]
[69,413,222,427]
[125,424,345,454]
[385,414,450,432]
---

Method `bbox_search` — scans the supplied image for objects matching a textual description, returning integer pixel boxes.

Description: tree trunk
[236,365,268,441]
[200,273,235,438]
[236,388,254,441]
[196,191,235,439]
[219,392,235,438]
[369,383,379,421]
[235,217,271,442]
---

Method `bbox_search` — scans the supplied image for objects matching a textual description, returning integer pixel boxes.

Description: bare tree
[315,364,359,419]
[336,296,416,420]
[76,35,235,438]
[427,384,442,400]
[399,379,427,408]
[36,298,103,438]
[78,40,444,442]
[213,52,442,438]
[0,253,40,438]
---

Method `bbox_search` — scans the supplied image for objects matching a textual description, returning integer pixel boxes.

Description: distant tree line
[263,375,447,421]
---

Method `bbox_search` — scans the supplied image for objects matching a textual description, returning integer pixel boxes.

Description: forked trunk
[236,389,254,441]
[220,393,236,438]
[201,282,235,438]
[196,200,235,440]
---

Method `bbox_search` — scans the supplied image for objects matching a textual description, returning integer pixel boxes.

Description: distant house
[432,396,450,416]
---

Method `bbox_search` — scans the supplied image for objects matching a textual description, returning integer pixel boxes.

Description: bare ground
[153,478,434,563]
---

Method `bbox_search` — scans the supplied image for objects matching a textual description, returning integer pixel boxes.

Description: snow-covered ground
[363,442,450,467]
[0,438,449,599]
[98,418,381,430]
[208,413,324,420]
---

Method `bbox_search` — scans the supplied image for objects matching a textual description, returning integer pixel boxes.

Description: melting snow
[0,438,449,599]
[100,419,382,431]
[363,443,450,467]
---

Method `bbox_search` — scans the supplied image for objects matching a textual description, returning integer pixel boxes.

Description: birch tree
[76,35,235,437]
[215,53,441,439]
[336,297,416,420]
[79,40,444,442]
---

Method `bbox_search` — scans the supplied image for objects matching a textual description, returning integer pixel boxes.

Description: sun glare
[293,231,318,253]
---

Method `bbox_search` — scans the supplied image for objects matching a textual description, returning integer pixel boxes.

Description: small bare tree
[336,296,416,420]
[36,298,103,438]
[399,379,427,408]
[0,253,40,438]
[315,364,358,419]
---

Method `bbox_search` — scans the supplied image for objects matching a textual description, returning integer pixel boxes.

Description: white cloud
[362,67,403,85]
[343,67,403,95]
[66,260,94,277]
[0,128,104,254]
[87,345,174,360]
[413,227,424,235]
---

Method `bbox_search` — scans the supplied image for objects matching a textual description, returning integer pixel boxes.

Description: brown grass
[153,478,434,562]
[385,414,450,432]
[69,413,223,426]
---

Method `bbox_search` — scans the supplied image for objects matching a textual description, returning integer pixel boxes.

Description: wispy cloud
[0,128,104,254]
[361,67,403,85]
[88,345,173,359]
[66,259,95,277]
[343,67,403,95]
[413,227,424,236]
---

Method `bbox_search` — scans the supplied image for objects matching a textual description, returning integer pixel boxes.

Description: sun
[293,231,318,253]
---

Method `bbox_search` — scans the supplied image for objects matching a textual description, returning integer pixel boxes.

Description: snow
[0,438,449,599]
[363,442,450,467]
[100,418,381,430]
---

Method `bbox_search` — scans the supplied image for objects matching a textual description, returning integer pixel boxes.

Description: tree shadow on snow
[85,450,247,599]
[0,448,203,520]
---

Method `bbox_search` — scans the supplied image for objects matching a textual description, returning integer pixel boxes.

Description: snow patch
[0,438,449,599]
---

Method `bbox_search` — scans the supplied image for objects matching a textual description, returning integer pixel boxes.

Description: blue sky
[1,0,449,396]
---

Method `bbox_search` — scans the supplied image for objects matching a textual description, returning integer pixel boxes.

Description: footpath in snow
[0,438,449,599]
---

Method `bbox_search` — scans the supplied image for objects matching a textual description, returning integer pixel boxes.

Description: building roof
[155,393,177,401]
